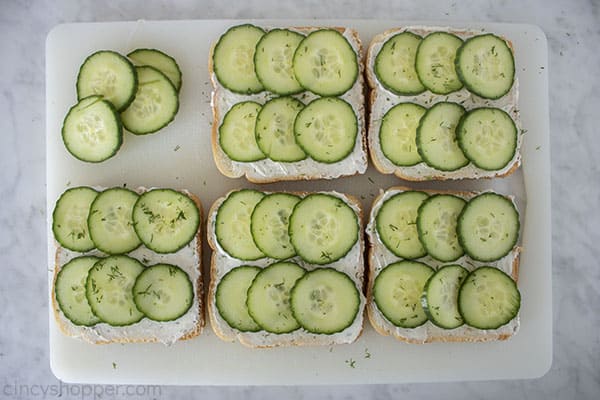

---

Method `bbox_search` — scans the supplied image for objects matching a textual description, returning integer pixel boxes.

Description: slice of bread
[366,27,522,181]
[51,187,204,345]
[366,186,521,343]
[209,26,367,183]
[206,189,366,348]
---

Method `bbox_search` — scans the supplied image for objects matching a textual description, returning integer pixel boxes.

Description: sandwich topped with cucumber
[206,189,366,348]
[50,185,204,345]
[366,186,522,343]
[366,26,522,181]
[209,24,367,183]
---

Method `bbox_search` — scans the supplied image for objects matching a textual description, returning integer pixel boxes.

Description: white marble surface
[0,0,598,398]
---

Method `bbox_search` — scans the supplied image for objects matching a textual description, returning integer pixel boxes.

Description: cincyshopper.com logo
[2,380,162,399]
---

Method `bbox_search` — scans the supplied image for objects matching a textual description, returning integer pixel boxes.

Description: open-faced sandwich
[209,24,367,183]
[206,189,365,347]
[366,186,521,343]
[366,27,523,181]
[50,185,204,345]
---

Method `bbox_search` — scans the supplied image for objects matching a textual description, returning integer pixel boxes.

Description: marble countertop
[1,0,598,398]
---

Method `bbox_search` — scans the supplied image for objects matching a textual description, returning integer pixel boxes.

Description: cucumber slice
[55,256,102,326]
[219,101,266,162]
[76,50,137,111]
[290,268,360,334]
[457,193,520,262]
[215,190,266,261]
[374,32,426,95]
[85,255,145,326]
[133,264,193,321]
[87,188,141,255]
[127,48,182,92]
[212,24,265,94]
[254,29,304,95]
[52,186,98,252]
[120,66,179,135]
[293,97,357,164]
[455,34,515,99]
[132,189,200,254]
[416,194,466,262]
[416,101,469,171]
[456,107,518,171]
[421,264,469,329]
[375,191,429,259]
[289,194,358,265]
[458,267,520,329]
[246,262,306,333]
[215,266,262,332]
[292,29,358,96]
[379,102,426,166]
[61,95,123,163]
[415,32,463,94]
[255,96,306,162]
[373,260,434,328]
[250,193,301,260]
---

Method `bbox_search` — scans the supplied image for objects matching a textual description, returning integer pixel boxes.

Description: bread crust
[366,26,521,181]
[366,186,522,344]
[206,189,366,348]
[209,26,367,183]
[51,188,204,344]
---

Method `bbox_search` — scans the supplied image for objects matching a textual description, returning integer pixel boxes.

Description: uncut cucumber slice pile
[62,48,182,162]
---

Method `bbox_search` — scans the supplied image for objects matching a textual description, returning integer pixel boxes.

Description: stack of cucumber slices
[52,186,201,327]
[371,189,521,331]
[213,25,361,165]
[212,190,363,336]
[62,49,182,163]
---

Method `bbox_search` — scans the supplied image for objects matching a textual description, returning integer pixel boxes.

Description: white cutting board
[46,19,552,385]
